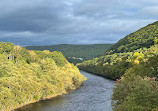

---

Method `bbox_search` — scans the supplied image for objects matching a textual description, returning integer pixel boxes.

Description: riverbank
[15,71,114,111]
[13,82,84,111]
[78,68,116,81]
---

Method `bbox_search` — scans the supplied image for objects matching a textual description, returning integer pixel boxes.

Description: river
[15,70,114,111]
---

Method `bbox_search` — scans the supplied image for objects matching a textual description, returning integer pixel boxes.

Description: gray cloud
[0,0,157,46]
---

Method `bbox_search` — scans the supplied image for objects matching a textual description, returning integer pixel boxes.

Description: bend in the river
[16,71,114,111]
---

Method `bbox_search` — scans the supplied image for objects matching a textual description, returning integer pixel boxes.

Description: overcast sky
[0,0,157,46]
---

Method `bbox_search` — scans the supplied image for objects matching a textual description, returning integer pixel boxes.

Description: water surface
[16,71,114,111]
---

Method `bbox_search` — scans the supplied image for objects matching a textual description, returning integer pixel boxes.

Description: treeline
[77,46,154,80]
[0,42,86,111]
[77,20,158,110]
[26,44,113,64]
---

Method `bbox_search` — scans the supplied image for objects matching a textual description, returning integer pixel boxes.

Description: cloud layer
[0,0,157,46]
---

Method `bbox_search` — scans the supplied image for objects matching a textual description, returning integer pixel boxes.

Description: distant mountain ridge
[26,44,113,64]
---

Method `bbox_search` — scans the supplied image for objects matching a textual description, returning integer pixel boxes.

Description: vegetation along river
[15,70,114,111]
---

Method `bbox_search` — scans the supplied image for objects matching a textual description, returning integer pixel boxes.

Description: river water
[15,71,114,111]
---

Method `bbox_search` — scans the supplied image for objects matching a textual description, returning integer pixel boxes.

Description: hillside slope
[106,21,158,54]
[77,21,158,80]
[0,42,86,111]
[26,44,113,64]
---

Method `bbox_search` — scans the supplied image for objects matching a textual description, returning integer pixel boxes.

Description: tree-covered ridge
[77,20,158,111]
[106,21,158,54]
[78,45,158,111]
[26,44,113,64]
[0,42,86,111]
[77,21,158,80]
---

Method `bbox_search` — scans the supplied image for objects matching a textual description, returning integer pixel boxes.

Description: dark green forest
[26,44,113,64]
[77,20,158,111]
[0,42,86,111]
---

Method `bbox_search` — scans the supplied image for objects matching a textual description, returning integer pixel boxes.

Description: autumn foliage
[0,42,86,111]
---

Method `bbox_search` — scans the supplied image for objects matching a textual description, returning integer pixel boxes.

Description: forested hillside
[77,21,158,111]
[78,21,158,80]
[106,21,158,54]
[26,44,113,64]
[0,42,86,111]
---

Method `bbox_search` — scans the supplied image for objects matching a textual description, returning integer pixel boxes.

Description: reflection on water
[15,71,114,111]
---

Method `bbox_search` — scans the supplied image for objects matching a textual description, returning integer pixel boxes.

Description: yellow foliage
[134,59,139,64]
[0,43,86,111]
